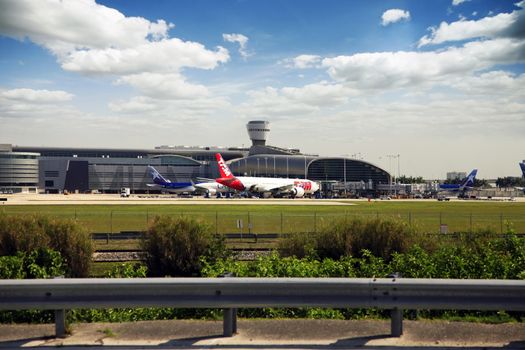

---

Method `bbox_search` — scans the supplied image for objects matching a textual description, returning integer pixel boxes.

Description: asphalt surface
[2,193,523,205]
[1,319,524,349]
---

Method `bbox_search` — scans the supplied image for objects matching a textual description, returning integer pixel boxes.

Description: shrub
[107,263,147,278]
[278,231,318,258]
[0,214,92,277]
[0,254,25,279]
[44,218,93,277]
[0,214,49,254]
[0,248,65,279]
[280,217,425,261]
[142,215,228,277]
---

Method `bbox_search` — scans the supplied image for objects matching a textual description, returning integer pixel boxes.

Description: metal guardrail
[1,277,524,338]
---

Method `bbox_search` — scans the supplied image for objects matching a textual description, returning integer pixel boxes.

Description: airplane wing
[195,177,216,183]
[250,183,294,193]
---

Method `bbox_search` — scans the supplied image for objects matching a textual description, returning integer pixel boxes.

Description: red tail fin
[215,153,234,179]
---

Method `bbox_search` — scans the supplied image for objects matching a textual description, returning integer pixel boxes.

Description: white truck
[120,187,130,197]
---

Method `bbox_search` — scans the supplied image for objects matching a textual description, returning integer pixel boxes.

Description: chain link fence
[10,210,522,235]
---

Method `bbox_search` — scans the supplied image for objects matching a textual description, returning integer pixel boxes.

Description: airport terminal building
[1,121,390,195]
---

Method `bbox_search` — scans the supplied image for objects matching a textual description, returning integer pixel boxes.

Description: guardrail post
[54,309,66,338]
[390,308,403,337]
[223,308,237,337]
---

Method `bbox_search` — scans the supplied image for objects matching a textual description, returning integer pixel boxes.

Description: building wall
[39,155,212,193]
[228,155,390,189]
[0,152,39,193]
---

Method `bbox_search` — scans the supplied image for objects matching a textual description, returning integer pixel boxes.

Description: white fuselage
[194,182,230,194]
[236,176,319,194]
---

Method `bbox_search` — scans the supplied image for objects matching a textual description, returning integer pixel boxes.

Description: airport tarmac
[0,193,523,205]
[0,193,355,205]
[0,319,524,349]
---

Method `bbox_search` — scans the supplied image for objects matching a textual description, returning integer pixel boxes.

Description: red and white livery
[214,153,319,198]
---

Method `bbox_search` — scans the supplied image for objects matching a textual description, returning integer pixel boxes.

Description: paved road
[1,319,524,349]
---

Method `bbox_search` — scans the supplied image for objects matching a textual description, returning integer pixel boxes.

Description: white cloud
[0,87,76,119]
[223,33,251,59]
[0,0,230,104]
[109,94,231,118]
[291,55,322,69]
[0,0,174,55]
[116,73,209,100]
[448,71,525,98]
[108,96,161,114]
[381,9,411,26]
[418,10,520,47]
[61,39,229,75]
[281,82,354,106]
[322,38,525,90]
[0,88,73,103]
[239,82,356,119]
[452,0,470,6]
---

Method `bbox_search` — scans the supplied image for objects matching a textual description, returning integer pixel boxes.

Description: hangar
[4,120,390,195]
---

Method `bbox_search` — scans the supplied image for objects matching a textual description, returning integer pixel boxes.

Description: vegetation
[396,175,425,184]
[0,214,93,277]
[0,248,65,279]
[141,216,227,277]
[1,212,524,324]
[1,201,525,234]
[0,248,65,323]
[496,176,525,188]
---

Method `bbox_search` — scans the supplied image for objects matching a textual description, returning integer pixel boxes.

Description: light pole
[386,154,397,195]
[397,154,400,182]
[342,154,349,197]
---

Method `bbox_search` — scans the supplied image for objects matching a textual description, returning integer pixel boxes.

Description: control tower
[246,120,270,146]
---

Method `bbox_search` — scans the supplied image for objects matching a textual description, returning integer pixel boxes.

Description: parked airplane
[214,153,319,198]
[438,169,478,192]
[516,162,525,193]
[194,180,231,196]
[147,165,195,193]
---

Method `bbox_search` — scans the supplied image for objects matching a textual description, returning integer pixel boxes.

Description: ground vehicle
[120,187,130,197]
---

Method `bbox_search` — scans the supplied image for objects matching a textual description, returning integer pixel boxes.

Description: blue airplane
[147,165,195,193]
[438,169,478,192]
[518,162,525,193]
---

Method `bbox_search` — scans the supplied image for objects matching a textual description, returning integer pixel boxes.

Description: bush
[0,248,65,279]
[142,215,228,277]
[280,217,425,261]
[278,231,318,259]
[0,214,93,277]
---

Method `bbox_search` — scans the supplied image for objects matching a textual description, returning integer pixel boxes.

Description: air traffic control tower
[247,120,270,146]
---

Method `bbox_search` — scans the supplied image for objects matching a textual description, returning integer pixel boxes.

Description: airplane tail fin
[215,153,234,179]
[147,165,170,185]
[520,162,525,178]
[461,169,477,189]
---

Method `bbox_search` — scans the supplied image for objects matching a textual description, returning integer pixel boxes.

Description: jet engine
[291,186,305,198]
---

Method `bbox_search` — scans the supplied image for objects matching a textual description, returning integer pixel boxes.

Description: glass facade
[0,152,39,192]
[229,155,390,189]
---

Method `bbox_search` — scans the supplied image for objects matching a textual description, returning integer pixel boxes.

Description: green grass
[2,201,524,234]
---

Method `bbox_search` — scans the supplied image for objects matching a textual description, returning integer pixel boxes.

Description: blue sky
[0,0,524,178]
